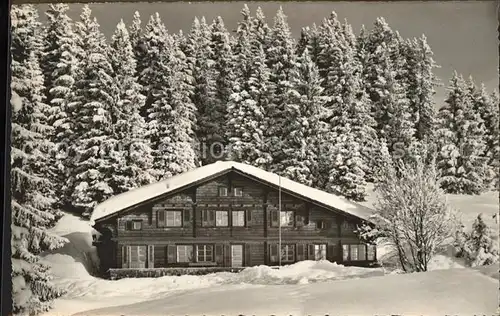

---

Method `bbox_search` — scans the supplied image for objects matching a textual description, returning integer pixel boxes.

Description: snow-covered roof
[90,161,375,224]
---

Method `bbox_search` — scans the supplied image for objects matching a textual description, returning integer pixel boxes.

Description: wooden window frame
[128,245,147,268]
[202,209,216,227]
[316,220,325,229]
[367,244,376,261]
[232,210,245,227]
[280,244,295,263]
[233,187,243,197]
[280,210,295,227]
[130,220,143,231]
[313,244,327,261]
[176,244,194,263]
[215,210,229,227]
[196,244,214,263]
[343,244,372,262]
[349,244,359,261]
[342,244,349,261]
[157,210,183,228]
[218,186,228,197]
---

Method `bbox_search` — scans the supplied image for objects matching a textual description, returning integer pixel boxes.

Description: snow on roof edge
[90,161,374,225]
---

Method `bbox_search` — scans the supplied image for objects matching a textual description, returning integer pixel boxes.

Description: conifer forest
[9,3,499,315]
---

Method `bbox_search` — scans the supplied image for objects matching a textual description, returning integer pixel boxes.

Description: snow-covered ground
[41,186,499,316]
[74,268,498,316]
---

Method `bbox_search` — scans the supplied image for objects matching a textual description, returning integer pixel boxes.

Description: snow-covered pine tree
[362,18,408,142]
[226,33,273,169]
[73,5,107,77]
[68,11,118,217]
[436,73,488,194]
[11,4,61,219]
[109,20,154,193]
[147,34,198,180]
[128,11,147,80]
[319,23,375,200]
[197,16,235,164]
[41,4,80,207]
[10,5,67,315]
[137,13,170,118]
[316,11,343,85]
[471,84,499,189]
[254,7,272,57]
[455,214,499,267]
[183,16,215,163]
[404,35,439,142]
[487,90,500,189]
[265,7,297,172]
[296,24,320,63]
[278,49,326,186]
[369,44,415,156]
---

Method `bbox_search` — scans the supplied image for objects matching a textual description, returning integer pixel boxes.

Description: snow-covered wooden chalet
[91,161,377,277]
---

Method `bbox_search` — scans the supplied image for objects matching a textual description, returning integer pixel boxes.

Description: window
[197,245,214,262]
[281,244,295,262]
[358,244,366,261]
[367,245,376,261]
[158,210,182,227]
[215,211,229,226]
[350,245,359,261]
[127,245,147,268]
[166,211,182,227]
[177,245,194,263]
[343,244,371,261]
[232,210,245,227]
[280,211,294,227]
[233,187,243,197]
[316,220,325,229]
[130,220,142,230]
[218,186,228,197]
[202,210,216,227]
[314,244,327,260]
[342,244,349,261]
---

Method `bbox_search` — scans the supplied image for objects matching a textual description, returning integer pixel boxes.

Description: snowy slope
[91,161,374,224]
[74,268,498,316]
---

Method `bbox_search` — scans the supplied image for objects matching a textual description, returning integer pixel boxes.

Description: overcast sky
[36,1,499,104]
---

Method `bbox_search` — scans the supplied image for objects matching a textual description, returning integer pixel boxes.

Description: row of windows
[342,244,376,261]
[128,209,356,230]
[122,243,376,268]
[218,186,243,197]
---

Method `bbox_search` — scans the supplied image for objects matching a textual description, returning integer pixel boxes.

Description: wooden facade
[92,170,376,276]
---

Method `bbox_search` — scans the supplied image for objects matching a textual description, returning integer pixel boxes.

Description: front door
[231,245,243,267]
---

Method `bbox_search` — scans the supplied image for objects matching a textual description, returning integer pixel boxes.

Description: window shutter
[246,210,253,227]
[308,244,315,260]
[327,244,336,262]
[269,244,278,264]
[208,210,215,225]
[244,244,251,266]
[122,246,129,268]
[215,244,224,264]
[148,245,155,268]
[224,244,231,266]
[183,209,192,227]
[166,245,176,264]
[296,244,305,261]
[157,210,166,227]
[202,210,208,226]
[296,214,304,227]
[270,210,279,227]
